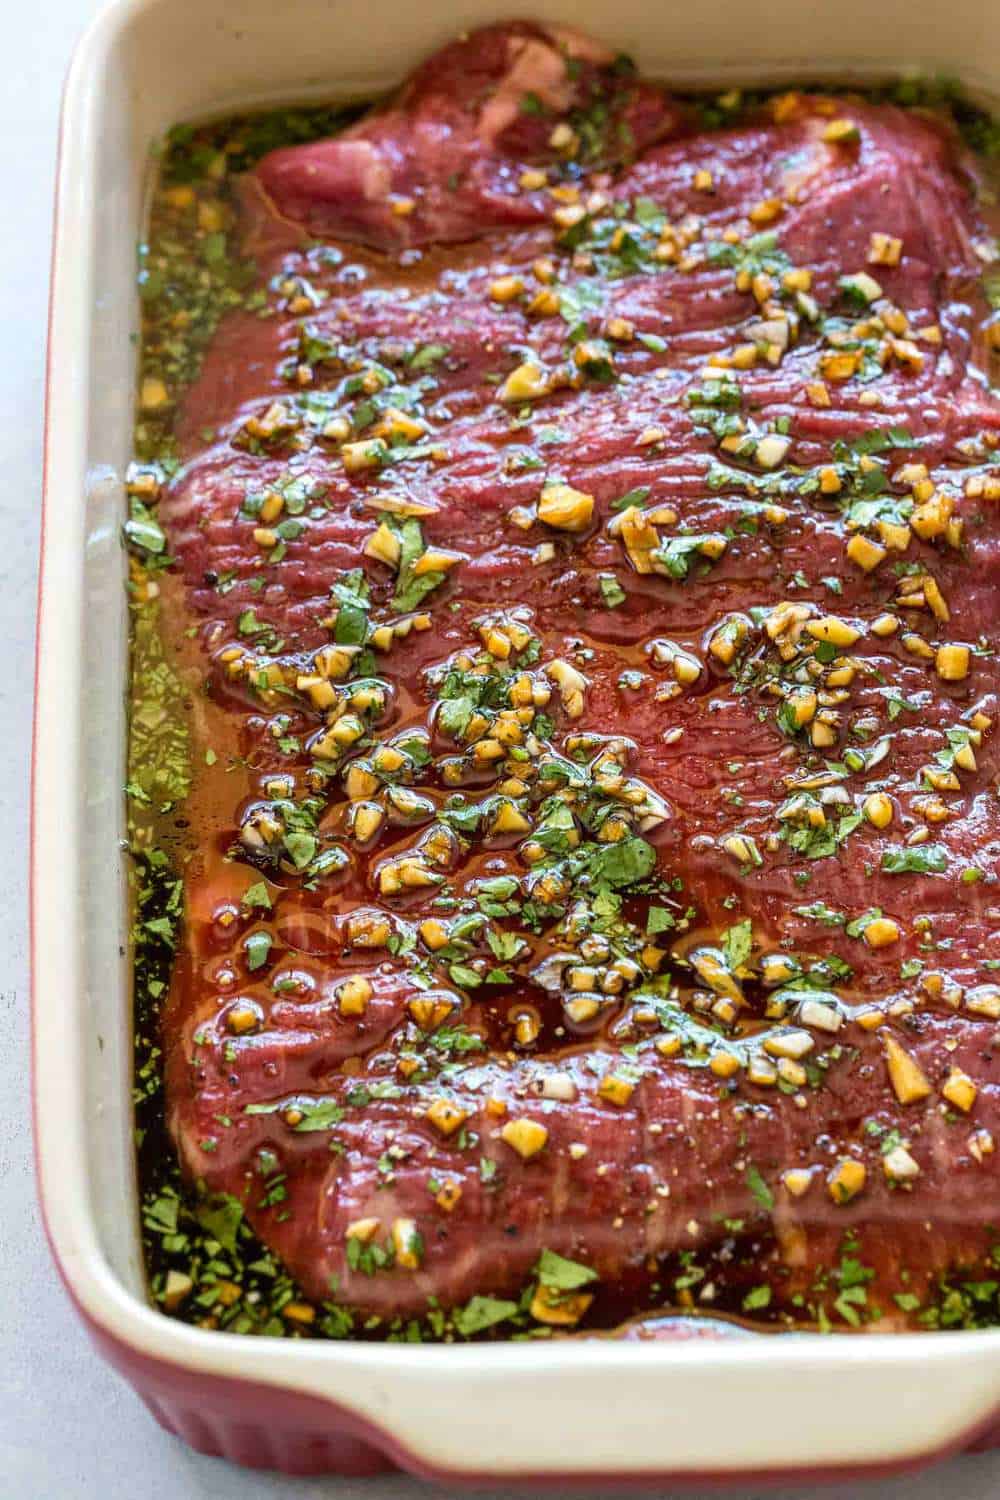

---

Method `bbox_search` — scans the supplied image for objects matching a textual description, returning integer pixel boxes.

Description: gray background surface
[2,3,998,1496]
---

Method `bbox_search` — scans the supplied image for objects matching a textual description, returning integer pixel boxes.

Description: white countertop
[3,3,999,1495]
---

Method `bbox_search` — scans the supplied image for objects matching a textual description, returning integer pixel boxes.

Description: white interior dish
[35,0,1000,1478]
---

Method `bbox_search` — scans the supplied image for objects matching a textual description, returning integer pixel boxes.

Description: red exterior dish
[39,1283,1000,1481]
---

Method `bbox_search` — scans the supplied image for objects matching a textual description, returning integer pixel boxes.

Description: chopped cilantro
[598,573,627,608]
[881,845,948,875]
[746,1164,774,1212]
[646,906,674,936]
[453,1295,519,1336]
[722,918,752,971]
[244,931,272,971]
[536,1249,599,1290]
[194,1193,244,1253]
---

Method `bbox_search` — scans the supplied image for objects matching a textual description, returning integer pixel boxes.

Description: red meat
[157,27,1000,1332]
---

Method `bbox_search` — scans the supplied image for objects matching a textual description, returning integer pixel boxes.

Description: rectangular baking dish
[35,0,1000,1480]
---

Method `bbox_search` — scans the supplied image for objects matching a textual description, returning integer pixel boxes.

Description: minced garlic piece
[863,793,893,829]
[598,1074,636,1105]
[425,1098,470,1136]
[828,1158,866,1204]
[884,1034,931,1105]
[942,1067,978,1113]
[537,481,594,532]
[863,917,900,949]
[846,533,886,572]
[499,362,550,403]
[337,976,373,1016]
[501,1118,549,1159]
[936,644,970,681]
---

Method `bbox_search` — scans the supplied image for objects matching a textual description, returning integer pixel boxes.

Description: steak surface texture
[153,23,1000,1333]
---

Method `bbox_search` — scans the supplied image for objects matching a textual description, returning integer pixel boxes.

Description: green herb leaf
[195,1193,243,1252]
[881,844,948,875]
[449,963,482,990]
[242,881,272,910]
[124,499,167,556]
[246,1096,346,1131]
[284,829,318,870]
[655,533,724,581]
[536,1249,599,1290]
[723,918,752,971]
[588,836,656,889]
[646,906,674,936]
[439,797,481,834]
[746,1164,774,1212]
[330,570,370,645]
[453,1295,519,1336]
[410,343,449,371]
[598,573,626,608]
[437,695,476,741]
[793,901,845,926]
[390,518,448,612]
[244,931,272,971]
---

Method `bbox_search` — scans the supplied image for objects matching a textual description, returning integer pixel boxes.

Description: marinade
[129,22,1000,1342]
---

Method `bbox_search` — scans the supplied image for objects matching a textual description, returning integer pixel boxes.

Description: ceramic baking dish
[35,0,1000,1480]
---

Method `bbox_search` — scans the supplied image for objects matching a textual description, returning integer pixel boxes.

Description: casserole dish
[35,0,1000,1479]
